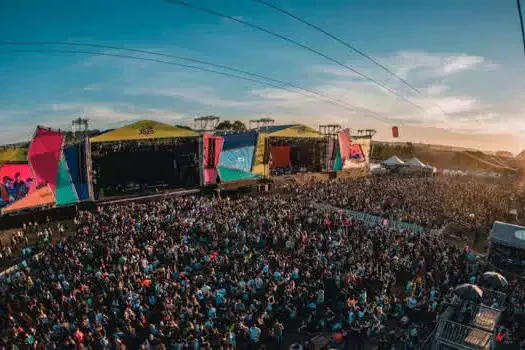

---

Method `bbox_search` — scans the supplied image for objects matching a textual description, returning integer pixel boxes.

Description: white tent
[407,158,426,167]
[383,156,405,167]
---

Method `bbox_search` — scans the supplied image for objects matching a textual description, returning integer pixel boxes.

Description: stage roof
[491,221,525,250]
[91,120,197,143]
[260,124,323,138]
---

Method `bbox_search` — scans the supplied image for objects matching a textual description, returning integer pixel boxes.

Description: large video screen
[0,163,35,208]
[91,139,200,198]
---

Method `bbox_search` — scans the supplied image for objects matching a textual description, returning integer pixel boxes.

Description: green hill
[0,146,28,165]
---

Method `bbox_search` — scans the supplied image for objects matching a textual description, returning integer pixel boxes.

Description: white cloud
[425,84,448,96]
[442,54,484,75]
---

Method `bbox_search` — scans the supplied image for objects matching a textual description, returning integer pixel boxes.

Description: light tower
[71,117,89,141]
[194,115,220,133]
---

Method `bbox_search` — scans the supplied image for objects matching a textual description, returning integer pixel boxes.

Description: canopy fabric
[383,156,405,166]
[90,120,197,143]
[1,185,55,214]
[218,167,259,182]
[490,221,525,250]
[407,158,426,167]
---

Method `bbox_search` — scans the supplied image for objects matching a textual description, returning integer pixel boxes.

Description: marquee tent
[407,158,426,167]
[383,156,405,167]
[90,120,197,143]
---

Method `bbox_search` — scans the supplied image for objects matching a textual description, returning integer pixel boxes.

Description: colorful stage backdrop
[0,162,36,208]
[217,131,259,182]
[27,127,64,192]
[203,134,224,184]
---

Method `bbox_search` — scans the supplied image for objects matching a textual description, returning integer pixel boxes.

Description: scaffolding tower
[194,115,220,132]
[72,117,89,141]
[318,125,341,171]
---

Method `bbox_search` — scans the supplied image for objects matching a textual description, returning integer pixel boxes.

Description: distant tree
[216,120,233,130]
[232,120,247,131]
[216,120,246,131]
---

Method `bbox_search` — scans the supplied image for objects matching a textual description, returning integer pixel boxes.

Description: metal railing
[317,204,426,233]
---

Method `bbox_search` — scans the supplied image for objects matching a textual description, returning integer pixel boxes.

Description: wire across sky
[0,48,398,125]
[165,0,429,114]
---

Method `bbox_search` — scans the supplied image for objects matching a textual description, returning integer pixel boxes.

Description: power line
[0,48,394,124]
[518,0,525,61]
[0,41,382,120]
[165,0,427,113]
[254,0,446,116]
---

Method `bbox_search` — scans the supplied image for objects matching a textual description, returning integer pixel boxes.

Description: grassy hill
[0,146,28,166]
[372,141,518,172]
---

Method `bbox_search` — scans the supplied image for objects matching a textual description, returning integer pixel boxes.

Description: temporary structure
[406,158,426,167]
[382,156,405,167]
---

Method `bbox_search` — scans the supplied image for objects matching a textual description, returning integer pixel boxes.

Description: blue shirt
[250,327,261,342]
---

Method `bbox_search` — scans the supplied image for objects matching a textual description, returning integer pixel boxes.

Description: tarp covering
[217,130,258,150]
[28,127,64,192]
[55,154,79,206]
[1,185,55,215]
[383,156,405,166]
[219,146,256,173]
[90,120,197,143]
[218,167,259,182]
[270,146,291,169]
[203,134,224,184]
[64,142,90,201]
[491,221,525,250]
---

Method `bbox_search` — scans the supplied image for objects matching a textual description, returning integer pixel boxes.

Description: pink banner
[338,129,351,160]
[203,134,224,184]
[28,127,64,192]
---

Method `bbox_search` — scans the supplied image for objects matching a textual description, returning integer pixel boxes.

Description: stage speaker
[209,138,216,169]
[329,171,337,179]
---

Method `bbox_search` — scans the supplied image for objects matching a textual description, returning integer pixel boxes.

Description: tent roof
[260,124,323,138]
[91,120,197,143]
[491,221,525,250]
[383,156,405,166]
[407,158,426,167]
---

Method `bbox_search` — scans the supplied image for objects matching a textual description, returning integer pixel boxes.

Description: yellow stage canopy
[91,120,197,143]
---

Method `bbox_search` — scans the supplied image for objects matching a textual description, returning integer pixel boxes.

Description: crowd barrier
[317,204,426,233]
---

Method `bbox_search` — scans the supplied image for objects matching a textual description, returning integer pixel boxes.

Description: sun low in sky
[0,0,524,153]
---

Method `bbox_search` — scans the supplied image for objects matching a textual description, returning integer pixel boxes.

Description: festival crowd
[0,176,523,349]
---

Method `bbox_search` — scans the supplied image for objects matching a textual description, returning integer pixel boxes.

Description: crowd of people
[0,175,523,348]
[302,176,521,236]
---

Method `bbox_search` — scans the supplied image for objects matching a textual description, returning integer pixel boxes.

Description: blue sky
[1,0,524,152]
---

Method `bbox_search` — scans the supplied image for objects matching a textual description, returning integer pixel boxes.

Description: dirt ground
[0,219,74,271]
